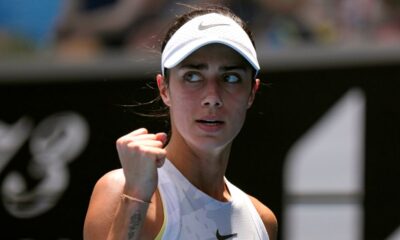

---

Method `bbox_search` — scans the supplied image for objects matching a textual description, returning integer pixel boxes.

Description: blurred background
[1,0,400,239]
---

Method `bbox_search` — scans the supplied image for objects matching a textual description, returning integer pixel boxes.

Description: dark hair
[161,4,257,80]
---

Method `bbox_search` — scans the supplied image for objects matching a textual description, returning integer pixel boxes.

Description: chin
[190,135,234,152]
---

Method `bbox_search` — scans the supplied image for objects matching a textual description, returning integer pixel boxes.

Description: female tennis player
[84,5,278,240]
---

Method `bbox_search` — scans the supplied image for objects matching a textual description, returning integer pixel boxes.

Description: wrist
[122,185,153,203]
[121,193,151,204]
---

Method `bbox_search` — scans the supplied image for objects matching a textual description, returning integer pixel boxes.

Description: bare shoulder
[248,195,278,240]
[88,168,126,211]
[94,168,125,191]
[84,169,125,240]
[89,169,126,203]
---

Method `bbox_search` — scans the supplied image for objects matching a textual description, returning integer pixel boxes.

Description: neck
[165,131,232,201]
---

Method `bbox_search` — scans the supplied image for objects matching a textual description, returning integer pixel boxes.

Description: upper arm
[249,195,278,240]
[83,169,125,240]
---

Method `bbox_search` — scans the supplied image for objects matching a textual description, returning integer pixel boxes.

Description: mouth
[196,119,225,126]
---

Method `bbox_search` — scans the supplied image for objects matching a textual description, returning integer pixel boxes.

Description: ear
[157,74,171,107]
[247,78,260,109]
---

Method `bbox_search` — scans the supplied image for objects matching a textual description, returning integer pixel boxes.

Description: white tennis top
[156,159,269,240]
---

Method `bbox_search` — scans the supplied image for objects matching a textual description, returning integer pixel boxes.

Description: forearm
[105,128,166,240]
[107,195,150,240]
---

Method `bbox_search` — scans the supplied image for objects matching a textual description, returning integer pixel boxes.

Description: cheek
[229,90,253,110]
[233,103,249,126]
[169,92,196,117]
[228,93,253,125]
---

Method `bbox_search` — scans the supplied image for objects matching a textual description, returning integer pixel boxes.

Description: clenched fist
[116,128,167,202]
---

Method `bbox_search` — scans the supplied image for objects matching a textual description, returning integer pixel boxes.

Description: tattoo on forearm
[128,211,142,240]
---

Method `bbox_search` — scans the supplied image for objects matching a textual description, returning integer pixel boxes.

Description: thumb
[155,132,168,146]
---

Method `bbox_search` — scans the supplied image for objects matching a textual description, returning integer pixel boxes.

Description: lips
[195,118,225,132]
[196,119,224,125]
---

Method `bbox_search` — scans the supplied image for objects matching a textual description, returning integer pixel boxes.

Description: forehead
[178,43,252,68]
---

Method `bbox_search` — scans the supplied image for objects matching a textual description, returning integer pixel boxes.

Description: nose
[201,81,223,108]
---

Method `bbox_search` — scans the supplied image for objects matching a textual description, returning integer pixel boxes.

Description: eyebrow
[220,65,248,72]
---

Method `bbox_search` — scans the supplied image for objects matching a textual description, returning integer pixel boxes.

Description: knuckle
[128,143,141,152]
[116,138,126,149]
[116,137,124,145]
[141,148,153,156]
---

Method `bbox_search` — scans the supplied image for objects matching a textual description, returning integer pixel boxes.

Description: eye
[183,72,202,82]
[224,73,241,83]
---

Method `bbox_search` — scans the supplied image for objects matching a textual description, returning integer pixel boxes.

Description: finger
[126,128,148,137]
[126,131,167,143]
[132,133,159,141]
[155,132,168,145]
[127,144,167,159]
[130,139,164,148]
[131,133,167,145]
[118,132,157,146]
[141,146,167,161]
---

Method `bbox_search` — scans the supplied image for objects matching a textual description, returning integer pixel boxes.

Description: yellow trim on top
[154,192,167,240]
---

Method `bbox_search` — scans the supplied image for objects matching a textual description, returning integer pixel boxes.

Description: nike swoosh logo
[216,229,238,240]
[198,22,230,30]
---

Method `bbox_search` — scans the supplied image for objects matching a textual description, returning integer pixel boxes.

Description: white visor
[161,13,260,76]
